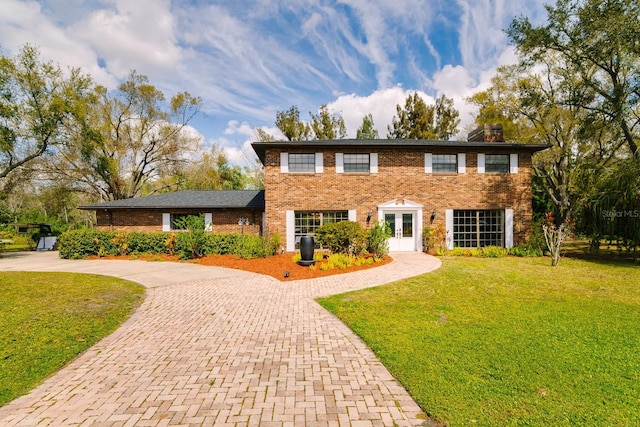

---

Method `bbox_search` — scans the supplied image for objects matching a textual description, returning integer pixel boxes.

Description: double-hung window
[288,153,316,173]
[344,153,370,172]
[485,154,510,173]
[432,154,457,173]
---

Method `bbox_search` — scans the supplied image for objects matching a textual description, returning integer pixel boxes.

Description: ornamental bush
[58,228,280,260]
[314,221,368,255]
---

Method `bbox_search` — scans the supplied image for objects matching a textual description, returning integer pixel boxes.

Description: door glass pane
[402,213,413,238]
[385,214,395,233]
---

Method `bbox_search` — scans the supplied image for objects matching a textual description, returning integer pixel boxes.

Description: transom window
[485,154,510,173]
[432,154,457,173]
[453,210,504,248]
[344,153,370,173]
[288,153,315,173]
[294,210,348,248]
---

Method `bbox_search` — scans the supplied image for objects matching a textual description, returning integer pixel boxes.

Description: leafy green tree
[176,145,247,190]
[275,105,311,141]
[508,0,640,158]
[0,45,93,194]
[387,93,459,140]
[434,95,461,140]
[309,104,346,140]
[356,114,379,139]
[468,61,594,224]
[54,71,202,200]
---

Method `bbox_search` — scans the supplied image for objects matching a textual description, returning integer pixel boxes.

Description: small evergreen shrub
[58,229,117,259]
[367,222,391,258]
[315,221,367,255]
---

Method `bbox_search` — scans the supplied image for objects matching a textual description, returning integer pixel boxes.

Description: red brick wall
[95,208,263,235]
[264,147,535,249]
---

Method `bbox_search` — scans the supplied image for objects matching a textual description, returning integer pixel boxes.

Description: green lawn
[317,256,640,426]
[0,272,144,406]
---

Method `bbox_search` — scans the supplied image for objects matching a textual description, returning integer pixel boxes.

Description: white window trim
[204,213,213,232]
[286,210,295,252]
[510,153,519,174]
[162,213,170,232]
[477,153,485,174]
[458,153,466,174]
[445,209,454,250]
[336,153,377,173]
[370,153,378,173]
[348,210,357,221]
[505,209,514,248]
[424,153,432,173]
[282,152,321,173]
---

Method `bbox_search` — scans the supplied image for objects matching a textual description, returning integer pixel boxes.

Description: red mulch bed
[90,253,392,281]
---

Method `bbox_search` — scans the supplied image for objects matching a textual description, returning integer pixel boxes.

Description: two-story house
[82,126,548,252]
[252,133,547,252]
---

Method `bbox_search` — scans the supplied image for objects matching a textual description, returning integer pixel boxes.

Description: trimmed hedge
[58,230,280,260]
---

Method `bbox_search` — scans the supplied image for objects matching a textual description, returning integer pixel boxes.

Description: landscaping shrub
[58,228,280,260]
[367,222,391,258]
[423,224,447,253]
[174,215,207,259]
[58,229,117,259]
[236,234,280,259]
[315,221,367,255]
[127,232,171,254]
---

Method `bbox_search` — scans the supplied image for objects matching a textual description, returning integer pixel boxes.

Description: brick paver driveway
[0,251,440,426]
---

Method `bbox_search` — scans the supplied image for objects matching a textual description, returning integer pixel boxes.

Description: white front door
[385,212,415,251]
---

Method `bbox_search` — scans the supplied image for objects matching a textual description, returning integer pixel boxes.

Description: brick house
[81,190,264,235]
[252,134,547,252]
[81,127,547,252]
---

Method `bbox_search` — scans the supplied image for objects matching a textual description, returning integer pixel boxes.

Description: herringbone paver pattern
[0,252,440,426]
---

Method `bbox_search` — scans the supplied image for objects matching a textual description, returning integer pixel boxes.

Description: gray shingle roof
[79,190,265,210]
[251,139,550,163]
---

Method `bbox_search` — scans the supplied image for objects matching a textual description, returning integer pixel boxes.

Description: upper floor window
[425,153,465,174]
[288,153,316,173]
[336,153,378,173]
[432,154,457,173]
[344,153,370,172]
[485,154,510,173]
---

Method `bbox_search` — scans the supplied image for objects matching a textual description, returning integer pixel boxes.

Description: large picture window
[453,210,504,247]
[343,153,370,172]
[485,154,510,173]
[294,210,348,248]
[288,153,316,173]
[432,154,457,173]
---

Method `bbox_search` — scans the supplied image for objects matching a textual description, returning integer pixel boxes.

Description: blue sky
[1,0,547,166]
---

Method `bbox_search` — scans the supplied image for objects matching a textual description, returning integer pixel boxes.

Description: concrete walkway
[0,251,441,426]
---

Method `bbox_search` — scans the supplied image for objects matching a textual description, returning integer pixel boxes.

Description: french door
[385,212,415,251]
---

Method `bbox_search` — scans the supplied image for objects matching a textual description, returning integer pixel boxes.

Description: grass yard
[0,272,144,406]
[317,256,640,426]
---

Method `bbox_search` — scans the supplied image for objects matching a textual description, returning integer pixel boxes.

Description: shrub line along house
[81,125,549,252]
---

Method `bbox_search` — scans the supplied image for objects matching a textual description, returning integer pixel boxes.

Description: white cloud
[327,86,435,138]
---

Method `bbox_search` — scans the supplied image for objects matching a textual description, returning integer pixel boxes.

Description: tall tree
[468,60,599,224]
[356,114,379,139]
[53,71,202,200]
[309,104,346,140]
[176,145,248,190]
[275,105,311,141]
[387,93,459,140]
[508,0,640,158]
[0,45,93,194]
